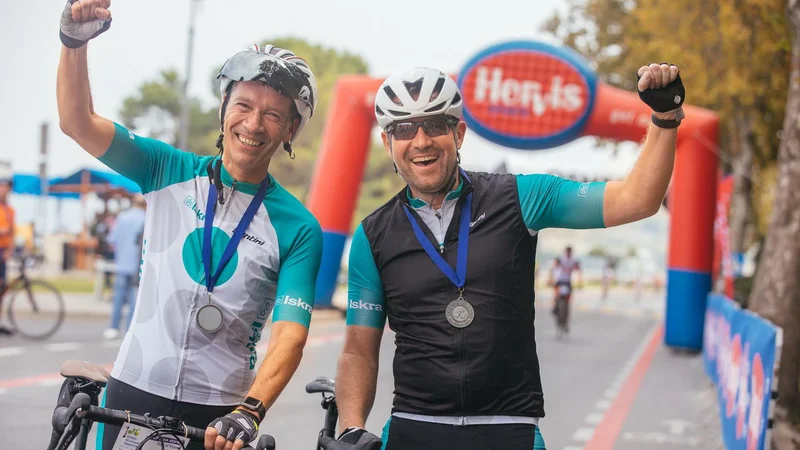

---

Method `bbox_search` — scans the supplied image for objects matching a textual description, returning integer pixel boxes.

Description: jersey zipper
[434,207,445,254]
[456,325,467,422]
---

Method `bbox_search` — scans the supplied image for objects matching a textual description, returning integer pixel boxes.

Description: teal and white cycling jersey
[100,123,322,406]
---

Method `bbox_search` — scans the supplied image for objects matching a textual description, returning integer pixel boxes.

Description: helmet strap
[283,142,296,160]
[457,151,461,164]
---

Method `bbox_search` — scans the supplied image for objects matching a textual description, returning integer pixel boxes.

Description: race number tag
[558,285,571,295]
[112,423,190,450]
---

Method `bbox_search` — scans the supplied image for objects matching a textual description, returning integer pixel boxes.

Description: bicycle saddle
[60,359,110,385]
[305,376,335,394]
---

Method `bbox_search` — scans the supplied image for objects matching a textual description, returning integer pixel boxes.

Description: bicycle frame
[318,394,339,447]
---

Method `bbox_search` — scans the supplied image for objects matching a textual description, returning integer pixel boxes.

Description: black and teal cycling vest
[361,171,545,418]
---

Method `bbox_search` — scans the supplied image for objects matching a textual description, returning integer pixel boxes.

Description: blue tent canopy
[12,168,140,198]
[49,168,141,194]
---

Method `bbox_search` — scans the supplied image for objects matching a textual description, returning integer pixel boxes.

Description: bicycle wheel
[7,279,65,340]
[556,298,568,334]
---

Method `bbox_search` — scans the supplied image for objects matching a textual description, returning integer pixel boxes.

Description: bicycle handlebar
[66,393,276,450]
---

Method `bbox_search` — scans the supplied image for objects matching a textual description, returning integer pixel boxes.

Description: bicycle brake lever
[243,434,276,450]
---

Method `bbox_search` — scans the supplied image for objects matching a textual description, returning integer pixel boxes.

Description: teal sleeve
[535,425,546,449]
[516,174,606,231]
[273,218,323,327]
[99,123,198,194]
[346,224,386,328]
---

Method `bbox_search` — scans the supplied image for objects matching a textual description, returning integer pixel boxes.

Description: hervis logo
[458,41,597,150]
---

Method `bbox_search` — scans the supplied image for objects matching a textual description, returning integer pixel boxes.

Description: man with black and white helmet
[330,62,685,449]
[56,2,323,450]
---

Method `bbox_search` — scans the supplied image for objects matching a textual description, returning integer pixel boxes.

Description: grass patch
[31,276,110,294]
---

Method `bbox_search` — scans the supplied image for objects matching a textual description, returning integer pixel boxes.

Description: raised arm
[603,63,684,227]
[519,63,685,231]
[56,0,115,157]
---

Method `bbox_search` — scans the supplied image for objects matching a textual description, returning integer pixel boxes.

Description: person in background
[0,177,15,335]
[103,195,146,339]
[601,260,615,301]
[91,210,115,289]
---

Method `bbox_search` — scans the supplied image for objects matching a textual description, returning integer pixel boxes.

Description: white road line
[0,388,7,395]
[38,378,65,387]
[103,340,122,348]
[585,411,605,425]
[45,342,82,352]
[596,399,612,410]
[571,427,595,442]
[0,347,24,357]
[566,323,661,447]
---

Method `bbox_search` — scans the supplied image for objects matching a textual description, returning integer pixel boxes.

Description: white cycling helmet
[217,44,318,147]
[374,67,463,130]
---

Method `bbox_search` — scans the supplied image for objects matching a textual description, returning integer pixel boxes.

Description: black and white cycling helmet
[374,67,463,130]
[217,44,318,147]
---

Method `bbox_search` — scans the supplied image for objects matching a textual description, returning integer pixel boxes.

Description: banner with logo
[703,294,780,450]
[458,40,597,150]
[713,175,735,298]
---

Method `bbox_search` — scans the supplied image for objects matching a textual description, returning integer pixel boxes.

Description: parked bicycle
[48,359,276,450]
[1,248,65,339]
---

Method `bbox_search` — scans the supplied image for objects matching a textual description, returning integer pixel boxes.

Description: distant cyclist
[550,246,582,307]
[57,2,322,449]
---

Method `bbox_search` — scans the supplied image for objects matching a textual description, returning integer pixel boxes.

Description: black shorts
[97,378,233,450]
[382,416,546,450]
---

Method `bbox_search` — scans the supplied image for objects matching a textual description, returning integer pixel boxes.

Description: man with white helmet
[56,2,322,449]
[331,64,685,449]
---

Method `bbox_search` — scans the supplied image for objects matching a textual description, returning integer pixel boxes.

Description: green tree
[119,69,219,155]
[542,0,790,261]
[588,246,608,258]
[748,0,800,436]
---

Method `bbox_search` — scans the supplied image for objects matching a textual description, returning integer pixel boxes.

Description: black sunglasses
[387,118,458,140]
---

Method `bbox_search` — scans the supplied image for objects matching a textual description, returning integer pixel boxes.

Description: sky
[1,0,665,262]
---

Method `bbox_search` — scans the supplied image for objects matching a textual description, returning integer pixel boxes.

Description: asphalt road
[0,289,721,450]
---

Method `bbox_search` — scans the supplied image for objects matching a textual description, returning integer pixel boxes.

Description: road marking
[0,332,345,391]
[604,388,618,398]
[585,412,605,425]
[39,378,65,387]
[572,427,595,442]
[596,400,612,410]
[45,342,82,352]
[103,340,122,348]
[0,347,24,357]
[0,388,7,395]
[583,324,664,450]
[562,447,584,450]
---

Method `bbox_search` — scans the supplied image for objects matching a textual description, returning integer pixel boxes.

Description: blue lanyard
[202,176,269,294]
[403,191,472,289]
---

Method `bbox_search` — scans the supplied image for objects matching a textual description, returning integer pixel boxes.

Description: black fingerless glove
[637,65,685,113]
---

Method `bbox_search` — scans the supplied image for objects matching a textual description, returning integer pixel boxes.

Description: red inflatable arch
[306,41,719,351]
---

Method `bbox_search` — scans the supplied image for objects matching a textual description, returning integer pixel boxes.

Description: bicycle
[305,376,382,450]
[49,359,276,450]
[1,248,65,339]
[553,282,571,338]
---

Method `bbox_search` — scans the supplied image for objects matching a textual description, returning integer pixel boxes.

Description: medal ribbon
[402,191,472,289]
[202,173,269,294]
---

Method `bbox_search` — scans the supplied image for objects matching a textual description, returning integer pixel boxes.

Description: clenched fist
[60,0,112,49]
[636,63,685,115]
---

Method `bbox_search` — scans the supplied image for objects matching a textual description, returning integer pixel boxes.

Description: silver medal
[197,294,224,333]
[446,298,474,328]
